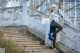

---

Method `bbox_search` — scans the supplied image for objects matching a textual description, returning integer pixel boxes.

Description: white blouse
[49,12,59,24]
[41,12,59,25]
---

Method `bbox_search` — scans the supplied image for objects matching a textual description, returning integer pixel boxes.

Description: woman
[48,4,63,48]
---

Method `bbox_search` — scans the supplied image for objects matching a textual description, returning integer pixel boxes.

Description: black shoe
[49,46,54,49]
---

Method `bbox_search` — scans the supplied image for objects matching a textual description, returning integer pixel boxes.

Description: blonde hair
[50,4,57,12]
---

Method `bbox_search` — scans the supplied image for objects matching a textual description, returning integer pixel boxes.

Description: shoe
[49,46,54,49]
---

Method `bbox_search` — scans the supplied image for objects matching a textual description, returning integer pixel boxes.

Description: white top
[49,12,59,24]
[41,12,59,25]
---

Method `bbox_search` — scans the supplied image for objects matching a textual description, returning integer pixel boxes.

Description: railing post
[74,0,77,26]
[20,0,28,25]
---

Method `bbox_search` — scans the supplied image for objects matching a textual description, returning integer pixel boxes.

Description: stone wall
[60,25,80,53]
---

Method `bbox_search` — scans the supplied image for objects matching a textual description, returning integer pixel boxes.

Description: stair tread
[18,45,48,49]
[27,52,54,53]
[18,44,45,47]
[4,37,33,40]
[4,35,33,39]
[24,49,54,52]
[27,51,55,53]
[9,40,40,44]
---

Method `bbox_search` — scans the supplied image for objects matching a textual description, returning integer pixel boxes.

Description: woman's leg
[48,26,56,49]
[49,26,56,48]
[50,20,63,48]
[52,31,56,48]
[50,20,63,34]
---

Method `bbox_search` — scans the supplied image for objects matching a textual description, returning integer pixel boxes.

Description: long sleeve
[49,13,59,23]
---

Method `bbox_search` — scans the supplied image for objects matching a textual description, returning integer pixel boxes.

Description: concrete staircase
[1,27,59,53]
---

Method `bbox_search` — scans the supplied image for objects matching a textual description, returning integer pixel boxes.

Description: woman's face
[52,7,56,11]
[51,7,56,12]
[51,4,57,12]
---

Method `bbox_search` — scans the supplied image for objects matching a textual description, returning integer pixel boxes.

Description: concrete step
[18,44,45,47]
[4,30,19,33]
[27,52,54,53]
[3,35,36,41]
[14,41,40,45]
[25,48,59,53]
[4,33,25,36]
[18,45,48,49]
[26,51,55,53]
[4,34,32,39]
[24,46,47,49]
[4,36,32,40]
[3,37,41,44]
[3,35,33,39]
[24,49,55,52]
